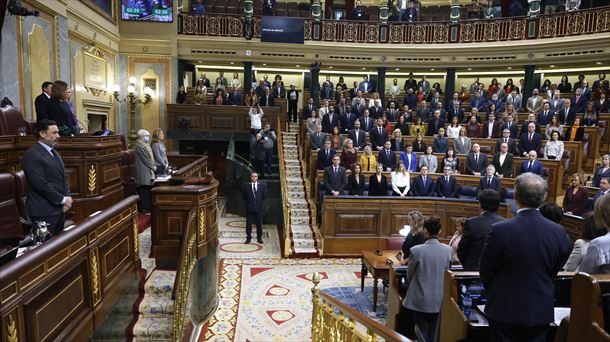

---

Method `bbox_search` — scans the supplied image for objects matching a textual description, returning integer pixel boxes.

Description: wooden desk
[361,250,400,311]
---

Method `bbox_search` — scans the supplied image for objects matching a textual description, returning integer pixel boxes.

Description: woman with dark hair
[487,78,498,96]
[433,127,449,154]
[544,130,564,160]
[592,154,610,187]
[539,202,564,223]
[564,118,585,142]
[503,78,516,94]
[540,79,552,95]
[213,88,227,105]
[409,117,425,137]
[47,80,76,136]
[330,126,343,150]
[557,75,572,93]
[368,163,388,196]
[336,76,347,92]
[176,85,188,104]
[442,147,460,173]
[581,102,599,126]
[412,133,427,153]
[563,212,606,271]
[347,163,365,196]
[395,115,410,136]
[432,82,442,94]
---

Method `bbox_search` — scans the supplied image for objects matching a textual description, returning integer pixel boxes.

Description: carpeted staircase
[282,122,320,256]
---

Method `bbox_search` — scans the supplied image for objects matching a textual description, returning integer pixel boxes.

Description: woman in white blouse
[231,72,241,89]
[391,160,410,196]
[419,146,438,173]
[446,116,462,138]
[544,130,564,160]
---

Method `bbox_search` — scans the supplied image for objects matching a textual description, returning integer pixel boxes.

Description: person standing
[287,84,299,123]
[35,81,53,121]
[251,133,266,178]
[21,119,72,236]
[242,172,266,244]
[135,129,156,212]
[480,173,571,341]
[151,128,169,176]
[47,80,77,136]
[259,123,277,176]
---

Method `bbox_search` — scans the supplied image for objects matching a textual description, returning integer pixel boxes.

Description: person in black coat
[242,172,267,244]
[518,123,542,156]
[348,163,366,196]
[480,174,570,341]
[34,81,53,121]
[316,140,335,170]
[323,155,347,196]
[479,165,501,193]
[368,163,388,196]
[435,166,458,198]
[47,80,76,136]
[369,119,389,151]
[378,141,397,171]
[457,189,504,271]
[409,165,435,196]
[21,119,72,236]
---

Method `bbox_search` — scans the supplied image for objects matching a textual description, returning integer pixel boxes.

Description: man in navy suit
[378,141,397,171]
[479,165,501,193]
[339,108,357,133]
[436,166,458,198]
[480,173,571,341]
[335,98,350,117]
[320,81,333,100]
[323,155,347,196]
[495,129,517,156]
[228,86,243,106]
[34,81,53,121]
[402,88,418,111]
[558,99,576,126]
[321,106,339,133]
[518,122,542,157]
[457,189,504,271]
[358,109,374,132]
[21,119,72,236]
[469,90,486,113]
[303,98,317,119]
[369,101,384,119]
[536,102,554,126]
[466,143,488,176]
[501,114,518,139]
[448,101,464,124]
[358,75,373,94]
[519,150,545,177]
[369,118,388,151]
[426,110,445,136]
[348,121,366,151]
[410,166,435,196]
[316,140,335,170]
[242,172,267,244]
[520,113,541,135]
[571,88,586,114]
[589,177,609,211]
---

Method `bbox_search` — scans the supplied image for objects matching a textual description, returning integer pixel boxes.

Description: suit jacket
[536,110,555,125]
[518,132,542,155]
[378,149,397,171]
[482,120,501,138]
[548,98,564,113]
[135,142,156,186]
[436,175,458,198]
[335,103,350,117]
[453,136,472,155]
[433,136,449,153]
[272,85,286,98]
[359,116,374,132]
[418,80,430,93]
[470,97,486,112]
[519,159,545,176]
[448,108,464,123]
[594,98,610,113]
[426,119,445,136]
[34,93,51,121]
[348,174,366,195]
[558,107,576,126]
[321,113,339,133]
[479,175,501,192]
[590,190,609,211]
[390,138,403,152]
[303,104,317,118]
[316,148,336,170]
[323,165,347,194]
[228,92,243,105]
[368,174,388,196]
[520,121,541,135]
[242,181,266,213]
[527,95,544,113]
[368,105,384,119]
[21,142,71,217]
[347,129,366,150]
[369,126,388,149]
[403,94,418,110]
[340,113,357,132]
[502,121,519,139]
[358,81,373,93]
[492,152,514,178]
[457,211,505,271]
[480,209,571,325]
[466,152,488,175]
[410,175,435,196]
[495,137,517,155]
[404,239,452,313]
[309,132,327,150]
[47,98,76,135]
[571,95,586,113]
[259,94,275,107]
[399,152,418,172]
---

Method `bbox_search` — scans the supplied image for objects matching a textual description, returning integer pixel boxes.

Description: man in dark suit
[469,90,486,113]
[403,73,417,93]
[348,120,366,151]
[448,102,464,124]
[323,155,347,196]
[518,122,542,157]
[242,172,266,244]
[495,129,517,156]
[359,110,374,132]
[466,143,488,176]
[228,86,243,106]
[482,113,501,139]
[378,141,397,171]
[457,189,504,271]
[259,88,275,107]
[479,165,501,193]
[316,140,335,170]
[262,0,276,15]
[410,166,435,196]
[417,76,430,95]
[402,88,418,111]
[369,101,384,119]
[21,119,72,236]
[480,173,571,341]
[335,97,350,117]
[571,88,586,114]
[501,114,518,139]
[589,177,609,211]
[310,125,327,151]
[558,99,576,126]
[339,108,357,133]
[303,98,316,119]
[34,81,53,121]
[435,166,458,198]
[492,143,515,178]
[520,113,541,135]
[369,119,388,151]
[417,103,431,123]
[320,81,333,100]
[287,84,299,123]
[321,107,339,134]
[425,110,445,136]
[519,150,545,177]
[272,82,286,99]
[536,102,554,126]
[358,75,373,94]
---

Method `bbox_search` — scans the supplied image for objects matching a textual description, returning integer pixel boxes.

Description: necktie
[446,176,449,184]
[423,176,426,184]
[387,150,390,159]
[252,183,257,195]
[529,133,532,142]
[326,149,330,157]
[528,162,532,171]
[334,167,338,174]
[488,177,492,186]
[475,154,478,165]
[504,138,508,144]
[379,127,382,134]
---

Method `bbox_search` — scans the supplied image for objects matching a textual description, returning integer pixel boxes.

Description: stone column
[244,62,253,96]
[523,65,535,110]
[444,68,456,111]
[310,62,321,106]
[377,67,387,104]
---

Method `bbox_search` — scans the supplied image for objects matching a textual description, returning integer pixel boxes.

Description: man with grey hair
[478,164,500,193]
[135,129,156,212]
[480,173,571,341]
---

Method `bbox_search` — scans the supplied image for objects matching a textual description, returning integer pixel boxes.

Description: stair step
[132,316,173,340]
[144,270,175,297]
[138,295,174,317]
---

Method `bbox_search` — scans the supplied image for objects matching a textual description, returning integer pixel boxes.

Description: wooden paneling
[321,197,510,256]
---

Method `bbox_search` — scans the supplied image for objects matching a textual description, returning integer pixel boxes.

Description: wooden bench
[567,273,610,341]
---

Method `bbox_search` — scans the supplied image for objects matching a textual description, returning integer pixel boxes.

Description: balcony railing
[178,6,610,44]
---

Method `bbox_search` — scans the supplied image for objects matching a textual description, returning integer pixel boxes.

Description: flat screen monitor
[122,0,174,22]
[261,16,304,44]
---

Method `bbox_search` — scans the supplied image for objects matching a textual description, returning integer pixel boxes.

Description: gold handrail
[277,116,292,257]
[172,208,198,341]
[311,272,411,342]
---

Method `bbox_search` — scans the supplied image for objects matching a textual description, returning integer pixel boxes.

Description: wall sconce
[111,77,153,148]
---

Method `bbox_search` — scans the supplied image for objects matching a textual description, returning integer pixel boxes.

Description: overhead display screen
[261,17,304,44]
[122,0,174,22]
